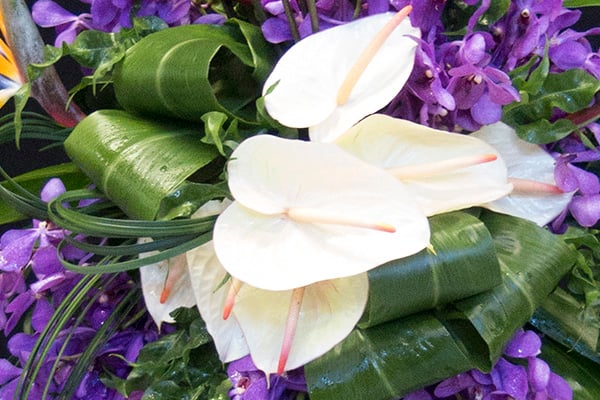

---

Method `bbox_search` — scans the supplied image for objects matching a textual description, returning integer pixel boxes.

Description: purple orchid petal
[193,14,226,25]
[550,40,588,70]
[261,17,294,43]
[31,245,63,278]
[503,329,542,358]
[0,359,21,385]
[546,372,573,400]
[32,0,77,27]
[403,389,434,400]
[31,298,54,332]
[5,291,35,335]
[0,230,39,272]
[8,333,37,364]
[569,194,600,227]
[490,358,529,400]
[434,373,476,397]
[40,178,66,203]
[528,357,551,392]
[471,92,502,125]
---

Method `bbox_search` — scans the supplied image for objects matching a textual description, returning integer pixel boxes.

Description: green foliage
[112,19,276,125]
[64,109,221,221]
[442,0,511,36]
[106,313,230,400]
[504,66,600,143]
[305,212,577,400]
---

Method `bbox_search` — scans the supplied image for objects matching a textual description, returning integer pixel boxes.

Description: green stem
[282,0,301,42]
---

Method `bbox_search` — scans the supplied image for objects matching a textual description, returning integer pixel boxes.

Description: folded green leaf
[113,19,275,125]
[64,109,220,220]
[360,211,501,328]
[450,211,577,362]
[306,212,576,400]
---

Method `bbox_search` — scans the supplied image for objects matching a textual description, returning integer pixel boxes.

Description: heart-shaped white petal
[139,252,196,329]
[470,122,574,226]
[335,114,513,216]
[233,274,369,375]
[214,134,430,290]
[263,12,420,142]
[186,241,249,363]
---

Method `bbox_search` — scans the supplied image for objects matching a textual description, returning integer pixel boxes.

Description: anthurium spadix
[187,241,369,375]
[213,134,430,291]
[262,8,420,142]
[470,122,573,226]
[335,114,513,216]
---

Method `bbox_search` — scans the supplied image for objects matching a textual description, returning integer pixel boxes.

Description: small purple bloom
[227,355,307,400]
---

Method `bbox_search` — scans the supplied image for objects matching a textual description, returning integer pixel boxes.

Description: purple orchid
[227,355,307,400]
[32,0,94,46]
[402,329,573,400]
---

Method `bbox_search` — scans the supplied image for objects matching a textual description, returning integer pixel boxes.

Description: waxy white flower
[140,252,196,329]
[140,199,231,329]
[263,9,420,142]
[471,122,574,226]
[213,134,430,291]
[187,242,368,375]
[335,114,513,216]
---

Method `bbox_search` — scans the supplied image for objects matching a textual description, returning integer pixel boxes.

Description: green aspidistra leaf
[360,211,501,328]
[113,19,275,125]
[306,212,576,400]
[64,109,219,220]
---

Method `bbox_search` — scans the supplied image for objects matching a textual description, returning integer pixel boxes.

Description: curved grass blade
[16,273,102,400]
[58,286,141,400]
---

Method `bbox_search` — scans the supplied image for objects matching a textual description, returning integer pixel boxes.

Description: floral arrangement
[0,0,599,399]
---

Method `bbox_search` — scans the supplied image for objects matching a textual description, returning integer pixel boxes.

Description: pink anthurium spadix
[262,7,420,142]
[186,241,369,375]
[335,114,513,216]
[470,122,573,226]
[213,134,430,291]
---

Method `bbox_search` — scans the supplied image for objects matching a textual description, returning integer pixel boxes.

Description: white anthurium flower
[186,240,250,364]
[213,134,430,291]
[139,252,196,329]
[187,241,368,375]
[263,8,420,143]
[335,114,513,216]
[470,122,574,226]
[139,199,232,329]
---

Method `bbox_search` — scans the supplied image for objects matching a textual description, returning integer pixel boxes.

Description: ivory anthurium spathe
[335,114,513,216]
[139,200,231,329]
[213,134,430,291]
[262,8,420,142]
[470,122,574,226]
[139,252,196,329]
[186,241,369,375]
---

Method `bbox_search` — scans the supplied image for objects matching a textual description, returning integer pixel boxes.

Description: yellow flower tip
[388,153,499,180]
[427,243,437,256]
[285,207,396,233]
[222,278,243,320]
[335,5,413,106]
[277,287,305,375]
[509,178,563,194]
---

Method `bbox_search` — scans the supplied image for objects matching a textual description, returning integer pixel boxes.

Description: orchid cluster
[0,179,160,399]
[0,0,599,400]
